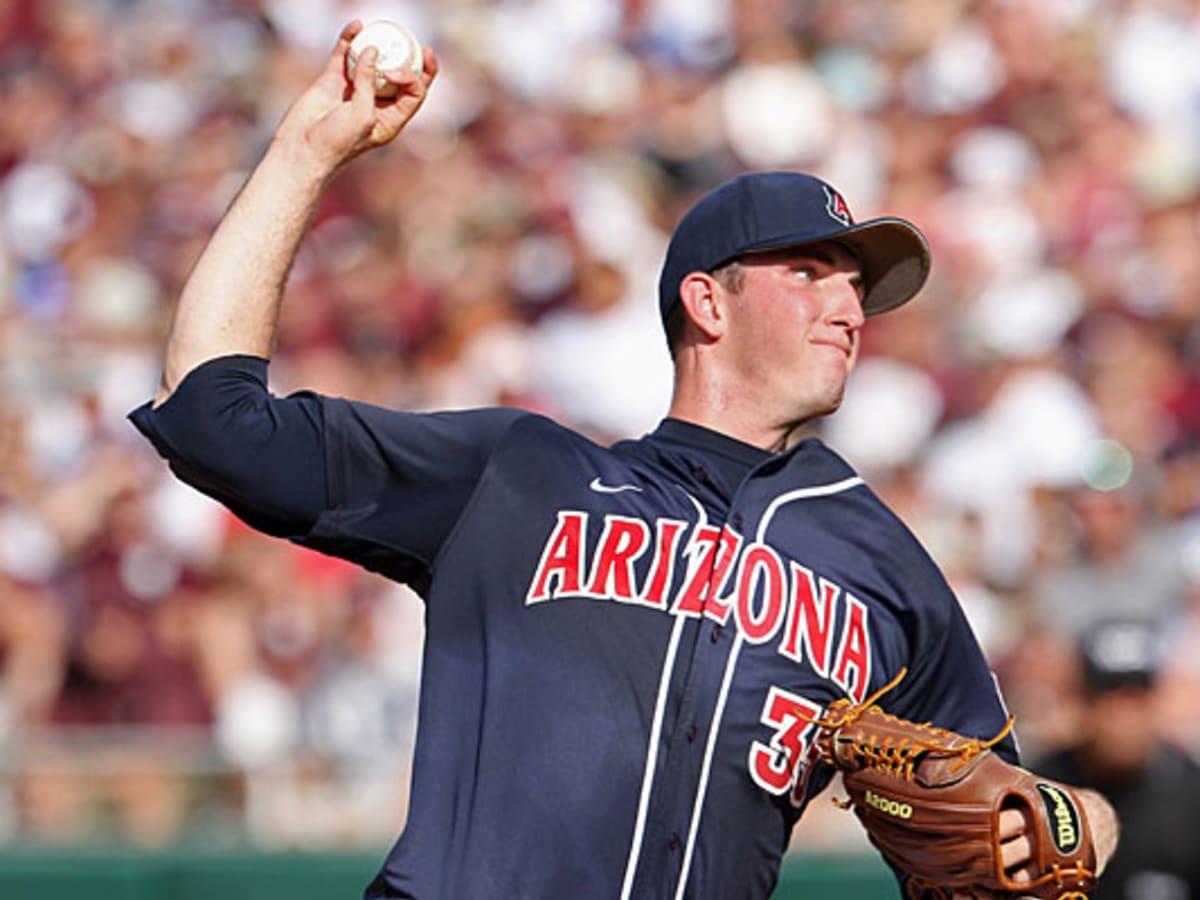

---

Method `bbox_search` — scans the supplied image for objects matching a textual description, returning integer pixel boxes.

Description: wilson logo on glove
[1036,783,1082,854]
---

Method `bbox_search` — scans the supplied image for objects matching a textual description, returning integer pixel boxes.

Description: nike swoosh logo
[589,477,643,494]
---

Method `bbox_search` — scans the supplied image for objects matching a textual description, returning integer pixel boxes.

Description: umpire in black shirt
[1036,618,1200,900]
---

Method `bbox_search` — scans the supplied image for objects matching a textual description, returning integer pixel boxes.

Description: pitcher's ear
[677,272,726,340]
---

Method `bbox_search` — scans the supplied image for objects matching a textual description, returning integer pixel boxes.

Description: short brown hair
[665,260,744,359]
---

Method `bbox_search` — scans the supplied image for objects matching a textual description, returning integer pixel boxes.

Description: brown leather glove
[808,674,1097,900]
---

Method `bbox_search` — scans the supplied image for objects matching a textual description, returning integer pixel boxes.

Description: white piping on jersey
[674,631,743,900]
[990,671,1019,758]
[757,476,864,542]
[673,474,865,897]
[619,612,687,900]
[618,490,707,900]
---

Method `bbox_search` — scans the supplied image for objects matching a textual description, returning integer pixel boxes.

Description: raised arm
[154,21,437,407]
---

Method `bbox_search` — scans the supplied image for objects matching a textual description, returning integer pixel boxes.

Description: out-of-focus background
[3,0,1200,897]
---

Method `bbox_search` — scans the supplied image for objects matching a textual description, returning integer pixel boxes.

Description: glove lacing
[799,670,1091,900]
[800,668,1017,780]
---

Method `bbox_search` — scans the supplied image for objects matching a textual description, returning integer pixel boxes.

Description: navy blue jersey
[130,355,1016,900]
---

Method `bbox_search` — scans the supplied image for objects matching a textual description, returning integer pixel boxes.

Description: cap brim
[839,218,932,316]
[738,216,931,316]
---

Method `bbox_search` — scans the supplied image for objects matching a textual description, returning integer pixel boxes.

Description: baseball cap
[658,171,931,322]
[1078,618,1163,694]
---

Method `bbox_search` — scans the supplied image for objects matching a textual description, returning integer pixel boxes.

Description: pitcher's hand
[273,20,438,175]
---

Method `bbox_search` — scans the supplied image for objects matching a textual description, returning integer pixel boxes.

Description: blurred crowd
[3,0,1200,860]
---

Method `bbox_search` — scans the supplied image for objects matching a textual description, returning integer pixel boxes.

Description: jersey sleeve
[868,516,1020,766]
[129,354,526,585]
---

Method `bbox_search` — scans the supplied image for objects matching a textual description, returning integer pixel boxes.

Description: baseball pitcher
[130,22,1118,900]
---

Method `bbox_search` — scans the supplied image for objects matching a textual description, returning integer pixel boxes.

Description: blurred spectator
[531,254,673,439]
[1035,618,1200,900]
[1032,486,1191,642]
[1156,554,1200,753]
[0,571,63,740]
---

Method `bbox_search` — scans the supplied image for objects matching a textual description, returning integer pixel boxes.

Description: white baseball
[347,20,424,98]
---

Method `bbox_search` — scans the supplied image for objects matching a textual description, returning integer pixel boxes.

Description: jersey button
[710,624,723,643]
[732,513,744,529]
[686,723,698,742]
[668,834,681,852]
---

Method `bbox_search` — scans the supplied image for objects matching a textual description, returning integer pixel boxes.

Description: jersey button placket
[635,497,742,899]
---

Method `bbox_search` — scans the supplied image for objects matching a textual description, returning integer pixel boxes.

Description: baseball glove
[805,671,1096,900]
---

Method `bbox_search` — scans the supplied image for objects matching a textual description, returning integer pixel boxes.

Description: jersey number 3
[748,686,823,806]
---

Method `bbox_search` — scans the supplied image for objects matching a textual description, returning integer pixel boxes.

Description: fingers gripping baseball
[278,20,438,172]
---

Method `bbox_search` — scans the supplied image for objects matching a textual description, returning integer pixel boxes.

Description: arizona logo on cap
[823,185,853,226]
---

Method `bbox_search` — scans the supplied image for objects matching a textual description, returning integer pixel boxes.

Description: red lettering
[671,525,721,617]
[701,526,743,624]
[735,544,786,642]
[749,687,823,800]
[584,516,651,600]
[637,519,688,609]
[525,511,588,604]
[832,595,872,702]
[779,563,839,675]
